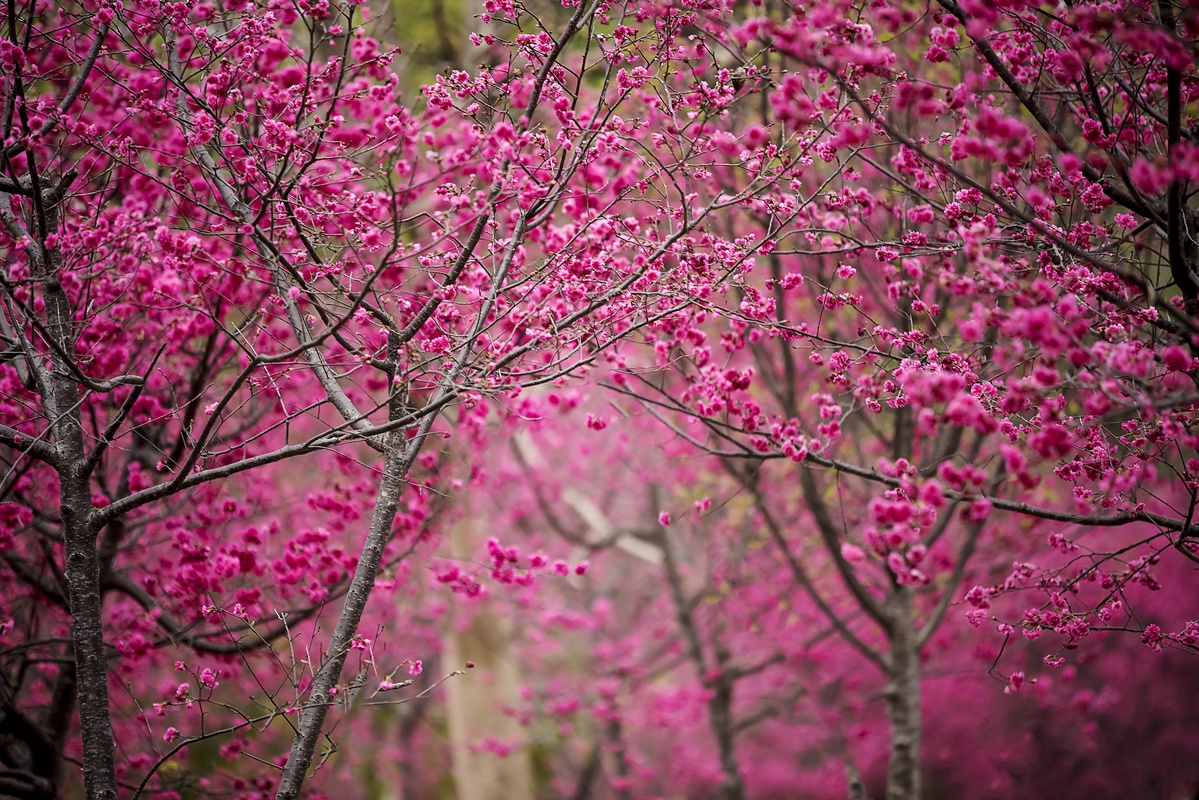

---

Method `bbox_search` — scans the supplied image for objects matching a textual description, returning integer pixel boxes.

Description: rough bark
[60,471,115,800]
[41,199,118,800]
[884,589,922,800]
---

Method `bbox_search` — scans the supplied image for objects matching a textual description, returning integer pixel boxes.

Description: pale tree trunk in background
[884,587,922,800]
[377,755,405,800]
[444,611,534,800]
[443,478,534,800]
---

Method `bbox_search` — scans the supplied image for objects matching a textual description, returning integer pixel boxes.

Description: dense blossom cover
[1,0,1199,798]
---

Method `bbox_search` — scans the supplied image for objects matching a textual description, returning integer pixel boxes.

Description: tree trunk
[443,478,534,800]
[605,717,634,800]
[884,588,922,800]
[710,670,746,800]
[444,610,534,800]
[42,202,118,800]
[61,470,116,800]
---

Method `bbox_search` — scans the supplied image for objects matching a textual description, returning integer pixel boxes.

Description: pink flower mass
[2,0,1199,798]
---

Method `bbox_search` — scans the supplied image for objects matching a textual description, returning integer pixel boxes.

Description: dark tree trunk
[711,670,746,800]
[60,468,116,800]
[42,200,118,800]
[885,588,922,800]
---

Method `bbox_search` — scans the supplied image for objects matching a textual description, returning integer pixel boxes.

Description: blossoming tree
[599,0,1199,797]
[4,0,1199,798]
[0,0,803,797]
